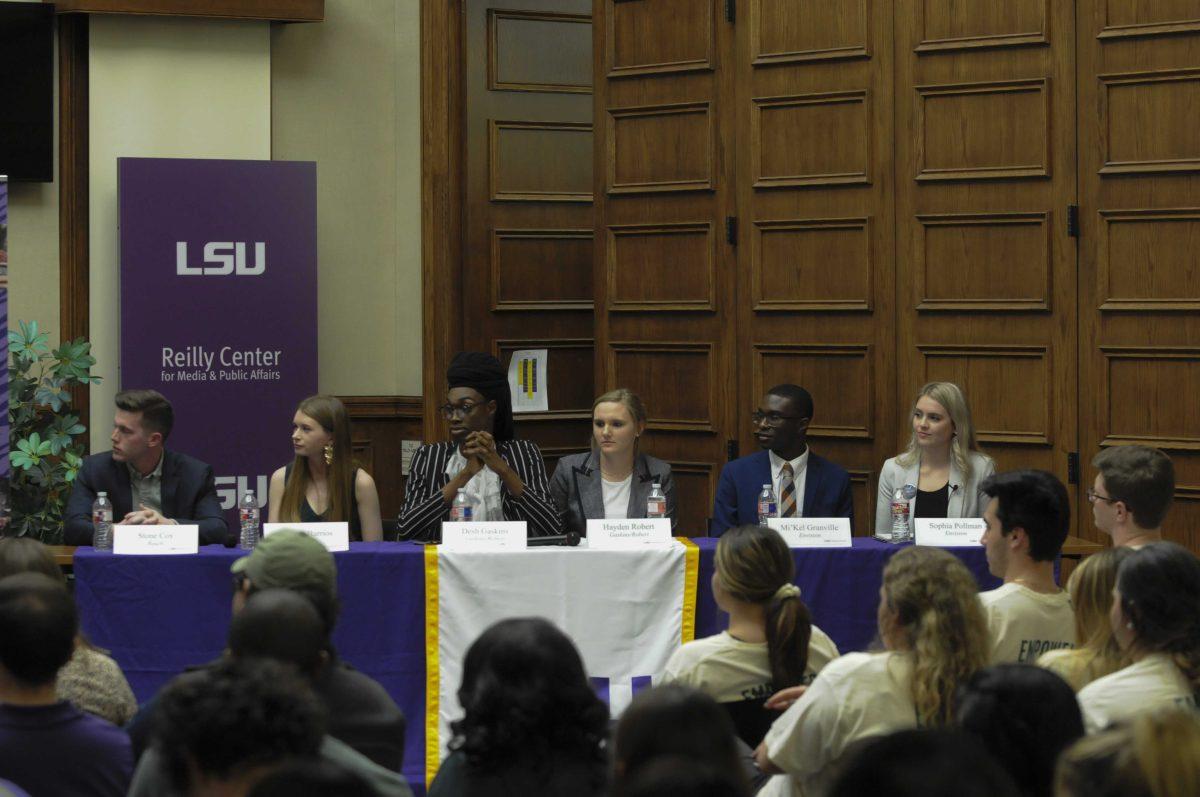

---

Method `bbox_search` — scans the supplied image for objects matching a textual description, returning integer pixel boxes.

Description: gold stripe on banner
[424,544,440,788]
[678,537,699,643]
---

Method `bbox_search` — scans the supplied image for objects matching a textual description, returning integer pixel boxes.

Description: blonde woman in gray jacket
[875,382,994,533]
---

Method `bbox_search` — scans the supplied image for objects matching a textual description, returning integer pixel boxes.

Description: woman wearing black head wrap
[398,353,560,541]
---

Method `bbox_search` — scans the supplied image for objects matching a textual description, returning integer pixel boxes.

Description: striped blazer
[397,439,560,542]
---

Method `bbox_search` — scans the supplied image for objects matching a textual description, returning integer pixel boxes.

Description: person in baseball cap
[231,530,338,632]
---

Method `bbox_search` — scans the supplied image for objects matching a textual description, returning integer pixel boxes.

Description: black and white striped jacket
[397,440,560,542]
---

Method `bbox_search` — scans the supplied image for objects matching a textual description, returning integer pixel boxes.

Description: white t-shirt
[601,474,632,520]
[979,582,1074,664]
[1077,653,1197,733]
[661,626,840,703]
[762,651,917,797]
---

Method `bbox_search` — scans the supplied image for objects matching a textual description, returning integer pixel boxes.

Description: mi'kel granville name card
[441,521,528,551]
[914,518,987,547]
[767,518,852,548]
[112,524,199,555]
[586,518,672,549]
[263,522,350,552]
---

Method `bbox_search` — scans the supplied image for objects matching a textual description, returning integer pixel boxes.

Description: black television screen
[0,2,54,182]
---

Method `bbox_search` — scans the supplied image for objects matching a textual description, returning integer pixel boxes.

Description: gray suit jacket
[875,450,995,534]
[549,451,677,535]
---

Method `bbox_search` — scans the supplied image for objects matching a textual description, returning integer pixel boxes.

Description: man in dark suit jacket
[712,384,854,535]
[63,390,228,545]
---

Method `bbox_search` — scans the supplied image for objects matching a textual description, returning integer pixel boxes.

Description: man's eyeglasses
[1086,488,1117,505]
[752,411,803,426]
[440,402,481,420]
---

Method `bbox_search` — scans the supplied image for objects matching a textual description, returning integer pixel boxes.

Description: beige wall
[271,0,423,397]
[88,16,271,449]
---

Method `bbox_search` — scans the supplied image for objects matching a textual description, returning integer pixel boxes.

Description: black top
[285,463,362,540]
[914,483,950,518]
[428,750,606,797]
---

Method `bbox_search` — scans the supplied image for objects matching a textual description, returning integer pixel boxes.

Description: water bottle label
[758,500,777,517]
[891,500,909,520]
[451,505,472,522]
[647,499,666,517]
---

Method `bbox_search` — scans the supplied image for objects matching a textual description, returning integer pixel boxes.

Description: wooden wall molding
[751,217,874,313]
[752,343,876,440]
[340,395,423,420]
[488,9,592,94]
[1097,207,1200,311]
[606,221,716,312]
[749,0,870,65]
[50,0,324,22]
[751,90,872,188]
[605,101,715,194]
[1099,346,1200,451]
[604,0,715,79]
[488,119,594,202]
[915,0,1049,52]
[1098,69,1200,175]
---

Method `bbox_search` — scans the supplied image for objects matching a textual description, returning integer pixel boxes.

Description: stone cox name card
[113,524,199,555]
[767,518,852,548]
[914,518,986,547]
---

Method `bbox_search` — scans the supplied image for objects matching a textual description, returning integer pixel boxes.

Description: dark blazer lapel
[802,451,822,515]
[159,449,180,517]
[627,454,656,518]
[572,451,605,523]
[109,455,135,518]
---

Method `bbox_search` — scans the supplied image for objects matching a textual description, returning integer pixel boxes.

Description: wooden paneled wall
[342,397,422,520]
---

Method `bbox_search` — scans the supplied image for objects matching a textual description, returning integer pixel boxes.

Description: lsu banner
[424,540,699,784]
[118,159,317,529]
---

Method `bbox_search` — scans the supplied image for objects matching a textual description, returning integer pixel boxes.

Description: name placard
[441,521,528,551]
[915,518,986,547]
[767,518,852,548]
[586,518,672,549]
[113,524,199,555]
[263,522,350,552]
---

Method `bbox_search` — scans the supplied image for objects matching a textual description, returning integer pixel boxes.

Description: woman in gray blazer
[875,381,995,534]
[550,389,677,535]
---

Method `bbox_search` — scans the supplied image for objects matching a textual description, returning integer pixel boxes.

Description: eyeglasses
[1086,488,1117,505]
[440,402,481,420]
[752,411,803,426]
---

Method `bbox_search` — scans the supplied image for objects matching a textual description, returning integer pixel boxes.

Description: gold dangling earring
[324,442,334,466]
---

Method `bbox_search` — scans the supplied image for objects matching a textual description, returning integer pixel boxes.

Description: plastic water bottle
[757,484,778,525]
[450,489,473,522]
[890,484,918,543]
[92,492,114,551]
[238,490,261,550]
[646,483,667,519]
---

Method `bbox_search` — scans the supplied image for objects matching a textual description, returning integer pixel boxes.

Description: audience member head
[0,573,77,692]
[154,658,325,795]
[230,530,340,639]
[754,384,813,458]
[979,470,1070,576]
[444,351,514,442]
[1056,710,1200,797]
[615,756,746,797]
[714,525,812,689]
[1111,542,1200,684]
[280,395,356,525]
[247,760,375,797]
[877,546,990,726]
[827,729,1019,797]
[613,685,747,797]
[0,536,64,583]
[954,664,1084,797]
[899,381,982,477]
[1091,446,1174,540]
[227,589,328,677]
[112,388,173,467]
[592,388,646,464]
[450,618,607,779]
[1062,547,1133,682]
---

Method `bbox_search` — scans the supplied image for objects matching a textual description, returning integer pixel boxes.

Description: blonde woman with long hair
[875,382,994,533]
[754,546,989,796]
[1037,547,1133,690]
[1057,710,1200,797]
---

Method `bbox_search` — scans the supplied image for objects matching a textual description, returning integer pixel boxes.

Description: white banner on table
[432,541,691,772]
[263,522,350,552]
[113,524,199,555]
[915,518,987,547]
[440,521,527,551]
[586,518,672,549]
[767,517,852,548]
[507,348,548,413]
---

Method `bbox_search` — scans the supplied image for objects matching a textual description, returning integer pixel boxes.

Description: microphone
[950,484,960,494]
[527,532,582,548]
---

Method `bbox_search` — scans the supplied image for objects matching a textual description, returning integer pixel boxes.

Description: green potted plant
[8,320,100,543]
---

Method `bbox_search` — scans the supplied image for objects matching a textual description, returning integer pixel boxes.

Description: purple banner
[118,159,317,532]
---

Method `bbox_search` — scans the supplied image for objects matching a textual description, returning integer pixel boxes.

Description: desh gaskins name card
[440,521,528,551]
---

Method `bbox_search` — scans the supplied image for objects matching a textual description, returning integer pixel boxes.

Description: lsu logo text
[176,242,266,276]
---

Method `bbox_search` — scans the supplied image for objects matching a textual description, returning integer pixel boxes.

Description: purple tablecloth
[72,537,998,792]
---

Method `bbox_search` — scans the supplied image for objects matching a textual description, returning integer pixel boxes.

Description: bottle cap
[98,491,107,497]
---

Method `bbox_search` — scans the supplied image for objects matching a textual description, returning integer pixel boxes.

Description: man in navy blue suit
[712,384,854,535]
[64,390,229,546]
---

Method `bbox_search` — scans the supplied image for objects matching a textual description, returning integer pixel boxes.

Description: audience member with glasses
[711,384,853,536]
[1088,445,1174,548]
[398,352,559,542]
[874,381,994,533]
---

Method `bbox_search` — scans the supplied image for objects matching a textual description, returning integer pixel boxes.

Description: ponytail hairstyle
[1116,541,1200,689]
[714,525,812,689]
[881,546,989,727]
[279,396,357,527]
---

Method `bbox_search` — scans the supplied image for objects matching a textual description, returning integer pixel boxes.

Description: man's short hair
[155,658,325,792]
[0,573,78,686]
[980,470,1070,562]
[115,389,174,441]
[1092,446,1175,530]
[228,589,326,675]
[766,384,814,419]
